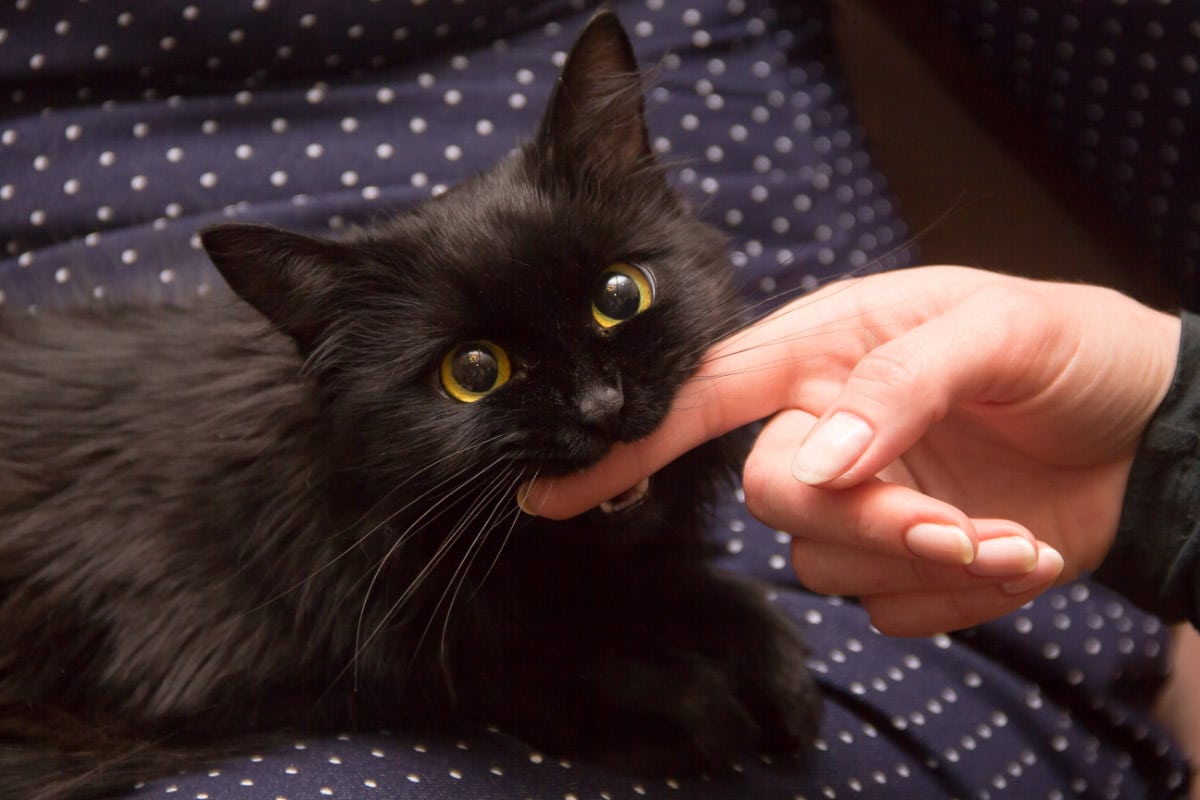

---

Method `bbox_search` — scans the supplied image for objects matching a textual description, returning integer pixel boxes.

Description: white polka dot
[306,84,328,104]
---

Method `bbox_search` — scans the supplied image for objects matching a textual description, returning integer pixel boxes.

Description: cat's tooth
[600,477,651,514]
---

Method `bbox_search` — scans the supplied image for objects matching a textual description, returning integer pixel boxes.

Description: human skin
[519,266,1182,636]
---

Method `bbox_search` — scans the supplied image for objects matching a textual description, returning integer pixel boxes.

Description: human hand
[519,266,1182,636]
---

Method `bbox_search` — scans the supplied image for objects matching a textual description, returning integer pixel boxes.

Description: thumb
[789,283,1053,487]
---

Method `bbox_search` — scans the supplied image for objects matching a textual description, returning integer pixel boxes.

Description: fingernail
[967,536,1038,577]
[791,412,874,485]
[904,523,975,565]
[516,481,540,516]
[1001,545,1065,595]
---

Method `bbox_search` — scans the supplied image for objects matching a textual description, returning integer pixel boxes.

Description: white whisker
[249,431,512,614]
[346,452,515,687]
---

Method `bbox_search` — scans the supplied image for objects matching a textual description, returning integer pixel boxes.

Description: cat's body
[0,14,819,798]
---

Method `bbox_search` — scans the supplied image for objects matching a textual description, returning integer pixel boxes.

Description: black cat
[0,12,819,799]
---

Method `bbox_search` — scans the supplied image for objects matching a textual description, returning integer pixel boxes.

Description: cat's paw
[456,569,820,776]
[580,581,822,775]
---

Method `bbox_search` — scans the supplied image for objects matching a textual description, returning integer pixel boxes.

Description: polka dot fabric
[0,0,909,312]
[935,0,1200,311]
[0,2,1189,798]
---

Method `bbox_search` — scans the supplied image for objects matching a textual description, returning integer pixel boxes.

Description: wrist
[1092,311,1200,623]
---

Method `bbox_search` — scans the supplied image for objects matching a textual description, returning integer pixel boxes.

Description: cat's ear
[538,10,651,178]
[201,223,349,350]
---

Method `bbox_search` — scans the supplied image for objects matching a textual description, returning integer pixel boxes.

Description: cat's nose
[576,384,624,433]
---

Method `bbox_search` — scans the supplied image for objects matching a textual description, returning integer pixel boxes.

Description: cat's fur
[0,13,819,799]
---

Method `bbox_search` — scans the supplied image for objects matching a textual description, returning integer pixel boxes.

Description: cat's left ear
[538,10,651,178]
[201,223,351,351]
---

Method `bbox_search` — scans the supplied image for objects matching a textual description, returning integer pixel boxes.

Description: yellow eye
[440,340,511,403]
[591,263,654,329]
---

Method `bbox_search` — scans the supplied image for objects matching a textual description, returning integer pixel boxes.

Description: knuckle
[971,282,1057,336]
[844,494,880,548]
[742,448,786,525]
[851,348,921,396]
[863,597,910,637]
[789,543,835,594]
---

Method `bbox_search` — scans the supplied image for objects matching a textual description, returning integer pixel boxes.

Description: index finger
[518,290,867,519]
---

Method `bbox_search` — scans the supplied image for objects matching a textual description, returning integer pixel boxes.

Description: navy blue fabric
[0,0,910,312]
[0,2,1189,798]
[935,0,1200,312]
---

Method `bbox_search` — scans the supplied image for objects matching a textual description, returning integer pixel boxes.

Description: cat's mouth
[597,477,650,515]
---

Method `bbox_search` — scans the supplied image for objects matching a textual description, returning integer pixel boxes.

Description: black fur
[0,13,819,798]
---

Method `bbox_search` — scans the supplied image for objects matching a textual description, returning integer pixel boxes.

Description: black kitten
[0,13,819,799]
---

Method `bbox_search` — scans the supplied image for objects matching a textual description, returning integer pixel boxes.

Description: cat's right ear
[538,10,651,180]
[201,223,349,351]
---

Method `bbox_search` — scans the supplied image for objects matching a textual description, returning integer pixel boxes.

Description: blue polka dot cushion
[0,0,911,311]
[0,1,1189,798]
[933,0,1200,311]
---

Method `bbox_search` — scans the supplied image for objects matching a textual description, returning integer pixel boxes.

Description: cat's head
[201,12,743,511]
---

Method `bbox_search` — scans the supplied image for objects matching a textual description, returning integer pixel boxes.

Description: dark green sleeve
[1093,311,1200,626]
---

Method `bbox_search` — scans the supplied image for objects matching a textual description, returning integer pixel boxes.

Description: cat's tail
[0,705,262,800]
[0,743,160,800]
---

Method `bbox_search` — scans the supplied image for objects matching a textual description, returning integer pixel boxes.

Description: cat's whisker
[411,466,529,690]
[678,219,929,375]
[347,452,515,688]
[349,469,487,638]
[465,468,536,607]
[434,498,528,706]
[246,433,512,615]
[336,456,494,627]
